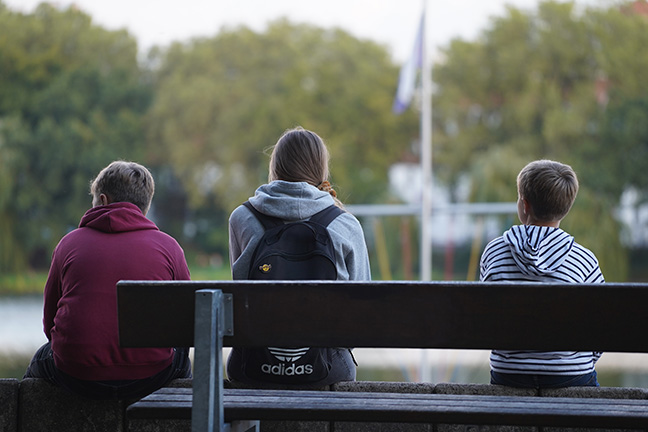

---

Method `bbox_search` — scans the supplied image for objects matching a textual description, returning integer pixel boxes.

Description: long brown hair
[269,127,342,207]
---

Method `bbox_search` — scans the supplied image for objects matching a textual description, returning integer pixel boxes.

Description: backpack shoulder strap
[242,201,283,230]
[309,205,344,228]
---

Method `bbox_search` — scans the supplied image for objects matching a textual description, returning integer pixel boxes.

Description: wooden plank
[117,281,196,348]
[126,388,648,428]
[118,280,648,352]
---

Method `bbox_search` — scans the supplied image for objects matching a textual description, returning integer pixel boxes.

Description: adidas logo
[261,347,314,376]
[261,363,314,376]
[268,347,309,362]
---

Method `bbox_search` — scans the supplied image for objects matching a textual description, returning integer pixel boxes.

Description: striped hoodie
[480,224,604,375]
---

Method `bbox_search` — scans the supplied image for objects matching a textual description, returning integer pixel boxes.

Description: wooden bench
[117,280,648,431]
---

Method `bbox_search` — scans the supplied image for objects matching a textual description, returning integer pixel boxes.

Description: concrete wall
[2,378,648,432]
[0,379,18,432]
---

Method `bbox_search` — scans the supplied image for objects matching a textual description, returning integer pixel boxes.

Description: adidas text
[261,363,314,376]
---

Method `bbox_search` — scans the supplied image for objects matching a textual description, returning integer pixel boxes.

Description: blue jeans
[24,342,192,400]
[491,370,600,389]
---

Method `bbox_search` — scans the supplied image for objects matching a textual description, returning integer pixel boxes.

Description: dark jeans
[491,370,600,389]
[24,342,192,400]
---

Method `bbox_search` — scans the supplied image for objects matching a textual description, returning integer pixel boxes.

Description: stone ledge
[18,378,131,432]
[0,378,19,432]
[540,385,648,399]
[10,379,648,432]
[435,382,538,396]
[434,383,538,432]
[334,380,436,394]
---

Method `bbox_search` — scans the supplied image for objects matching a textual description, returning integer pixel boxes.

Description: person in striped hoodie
[480,159,605,388]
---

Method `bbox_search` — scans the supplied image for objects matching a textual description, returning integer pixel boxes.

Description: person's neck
[526,220,560,228]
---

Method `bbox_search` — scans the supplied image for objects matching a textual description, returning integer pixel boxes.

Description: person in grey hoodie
[227,126,371,387]
[480,159,605,388]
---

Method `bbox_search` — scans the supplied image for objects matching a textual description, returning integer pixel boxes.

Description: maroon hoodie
[43,202,190,380]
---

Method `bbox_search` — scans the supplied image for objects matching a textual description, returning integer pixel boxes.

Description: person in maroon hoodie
[24,161,192,399]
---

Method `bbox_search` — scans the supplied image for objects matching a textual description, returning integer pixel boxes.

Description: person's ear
[100,194,111,206]
[522,198,531,216]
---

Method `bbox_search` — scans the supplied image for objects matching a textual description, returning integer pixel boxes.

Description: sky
[3,0,608,62]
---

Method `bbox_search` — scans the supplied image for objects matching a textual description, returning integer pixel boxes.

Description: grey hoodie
[229,180,371,281]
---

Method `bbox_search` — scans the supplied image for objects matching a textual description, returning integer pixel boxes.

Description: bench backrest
[117,280,648,353]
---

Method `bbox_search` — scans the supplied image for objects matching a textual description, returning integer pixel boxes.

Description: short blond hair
[90,161,155,214]
[517,160,578,222]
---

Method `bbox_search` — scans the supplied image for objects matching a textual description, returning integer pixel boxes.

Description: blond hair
[517,159,578,222]
[269,127,342,206]
[90,161,155,214]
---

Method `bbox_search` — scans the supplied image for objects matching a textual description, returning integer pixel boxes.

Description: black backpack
[243,201,343,280]
[235,201,343,384]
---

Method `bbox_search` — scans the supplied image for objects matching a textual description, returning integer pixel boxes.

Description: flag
[392,12,424,114]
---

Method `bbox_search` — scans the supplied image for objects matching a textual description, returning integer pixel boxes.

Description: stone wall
[1,379,18,432]
[2,378,647,432]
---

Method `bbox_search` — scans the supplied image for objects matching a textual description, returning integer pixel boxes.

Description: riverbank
[0,273,47,296]
[0,265,232,295]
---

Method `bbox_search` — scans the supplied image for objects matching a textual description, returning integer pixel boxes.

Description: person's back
[46,202,189,380]
[25,161,192,399]
[480,224,602,284]
[229,181,370,282]
[480,159,604,389]
[227,127,371,387]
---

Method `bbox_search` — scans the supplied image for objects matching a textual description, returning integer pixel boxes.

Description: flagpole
[420,0,432,283]
[391,0,432,280]
[419,0,433,384]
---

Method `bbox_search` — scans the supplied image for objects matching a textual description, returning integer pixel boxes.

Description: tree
[0,2,151,271]
[146,20,415,253]
[432,1,648,281]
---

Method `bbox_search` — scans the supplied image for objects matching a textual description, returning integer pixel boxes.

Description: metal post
[192,289,225,432]
[420,0,432,283]
[419,0,433,384]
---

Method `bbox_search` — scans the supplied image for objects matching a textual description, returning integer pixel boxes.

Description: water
[0,295,47,355]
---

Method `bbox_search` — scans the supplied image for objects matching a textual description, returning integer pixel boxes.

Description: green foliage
[0,354,31,379]
[146,20,414,232]
[9,0,645,282]
[0,3,152,271]
[0,262,231,295]
[0,271,47,295]
[433,0,648,281]
[0,3,414,272]
[583,99,648,200]
[561,189,628,281]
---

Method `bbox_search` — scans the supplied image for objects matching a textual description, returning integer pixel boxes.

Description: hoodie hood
[248,180,335,221]
[503,225,575,277]
[79,202,158,233]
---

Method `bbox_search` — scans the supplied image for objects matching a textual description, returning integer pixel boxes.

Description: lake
[0,295,47,355]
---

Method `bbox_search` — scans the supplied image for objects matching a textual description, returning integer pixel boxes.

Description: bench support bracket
[192,289,234,432]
